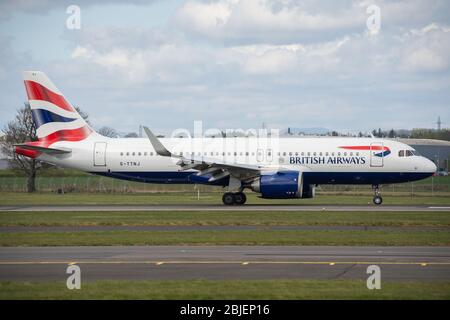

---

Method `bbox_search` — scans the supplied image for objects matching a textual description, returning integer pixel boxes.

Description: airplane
[15,71,437,205]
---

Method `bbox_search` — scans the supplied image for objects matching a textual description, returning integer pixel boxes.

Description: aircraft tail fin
[23,71,93,143]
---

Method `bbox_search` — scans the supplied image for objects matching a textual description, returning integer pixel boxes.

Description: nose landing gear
[222,192,247,205]
[372,184,383,205]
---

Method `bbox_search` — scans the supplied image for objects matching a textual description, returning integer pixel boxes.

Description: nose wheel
[222,192,247,205]
[372,184,383,205]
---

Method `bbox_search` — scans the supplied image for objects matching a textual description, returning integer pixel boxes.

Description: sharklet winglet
[143,126,172,157]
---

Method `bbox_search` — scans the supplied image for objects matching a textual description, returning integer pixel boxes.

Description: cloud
[400,23,450,72]
[0,0,158,19]
[174,0,448,44]
[1,0,449,132]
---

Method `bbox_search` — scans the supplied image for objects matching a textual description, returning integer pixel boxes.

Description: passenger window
[399,150,404,157]
[120,152,123,156]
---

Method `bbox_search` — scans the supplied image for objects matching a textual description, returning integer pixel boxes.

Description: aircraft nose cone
[425,158,437,173]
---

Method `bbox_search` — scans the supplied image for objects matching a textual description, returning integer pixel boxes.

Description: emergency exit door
[94,142,107,166]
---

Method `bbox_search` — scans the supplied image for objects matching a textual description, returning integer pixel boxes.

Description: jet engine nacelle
[250,171,315,199]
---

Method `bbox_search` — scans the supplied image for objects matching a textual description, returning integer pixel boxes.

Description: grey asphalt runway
[1,246,449,281]
[1,204,450,212]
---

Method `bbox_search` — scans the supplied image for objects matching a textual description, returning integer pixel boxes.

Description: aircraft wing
[143,126,267,183]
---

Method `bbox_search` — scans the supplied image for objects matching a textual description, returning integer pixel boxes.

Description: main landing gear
[372,184,382,205]
[222,192,247,205]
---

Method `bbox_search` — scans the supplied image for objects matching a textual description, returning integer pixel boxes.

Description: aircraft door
[370,142,383,167]
[94,142,107,166]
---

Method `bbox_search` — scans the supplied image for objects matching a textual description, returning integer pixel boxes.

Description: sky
[0,0,449,135]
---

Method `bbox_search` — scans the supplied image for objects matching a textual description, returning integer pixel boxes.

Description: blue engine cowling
[250,171,315,199]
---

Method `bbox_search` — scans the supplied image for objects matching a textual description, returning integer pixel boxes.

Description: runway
[1,246,449,281]
[1,204,450,212]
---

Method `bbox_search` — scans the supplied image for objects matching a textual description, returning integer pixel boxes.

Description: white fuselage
[37,135,436,186]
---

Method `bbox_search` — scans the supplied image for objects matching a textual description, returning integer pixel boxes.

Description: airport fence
[0,174,449,197]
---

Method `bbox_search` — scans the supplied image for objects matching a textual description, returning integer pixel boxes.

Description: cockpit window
[406,150,413,157]
[399,150,404,157]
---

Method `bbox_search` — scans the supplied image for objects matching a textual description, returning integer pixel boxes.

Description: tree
[1,103,89,193]
[1,103,39,192]
[388,129,396,138]
[74,106,90,125]
[124,132,138,138]
[98,126,118,138]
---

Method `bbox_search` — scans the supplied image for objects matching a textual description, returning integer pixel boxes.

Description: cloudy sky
[0,0,449,135]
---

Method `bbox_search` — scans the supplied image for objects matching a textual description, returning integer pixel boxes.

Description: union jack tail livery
[16,72,96,158]
[24,71,93,142]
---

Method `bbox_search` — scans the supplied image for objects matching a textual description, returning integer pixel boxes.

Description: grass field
[1,210,449,227]
[1,280,449,300]
[2,192,450,206]
[1,229,449,246]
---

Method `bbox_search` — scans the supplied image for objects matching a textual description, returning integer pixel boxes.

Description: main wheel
[373,196,383,205]
[222,192,235,205]
[233,192,247,205]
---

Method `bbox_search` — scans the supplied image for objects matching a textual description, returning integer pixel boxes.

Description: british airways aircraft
[15,71,437,205]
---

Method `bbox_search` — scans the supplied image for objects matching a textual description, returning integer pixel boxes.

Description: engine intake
[250,171,315,199]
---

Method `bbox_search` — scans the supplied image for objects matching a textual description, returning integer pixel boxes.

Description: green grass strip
[1,279,449,300]
[1,210,449,227]
[1,230,449,246]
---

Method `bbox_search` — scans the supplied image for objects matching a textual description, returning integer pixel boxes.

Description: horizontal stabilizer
[14,144,71,155]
